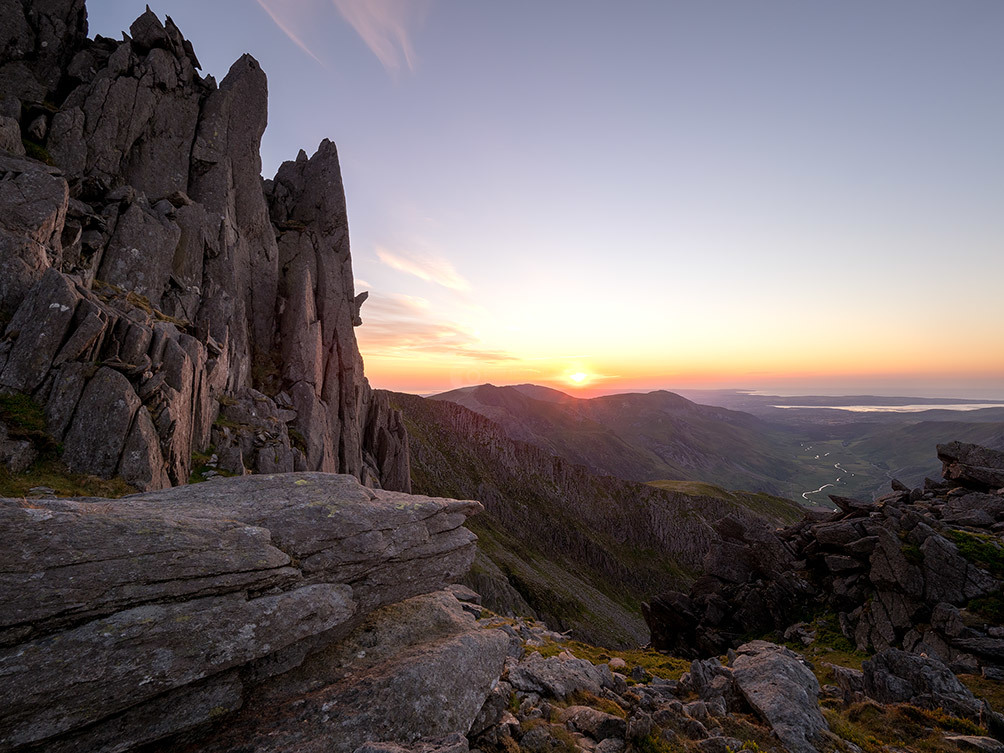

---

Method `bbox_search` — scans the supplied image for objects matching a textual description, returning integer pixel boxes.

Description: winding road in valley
[802,461,852,501]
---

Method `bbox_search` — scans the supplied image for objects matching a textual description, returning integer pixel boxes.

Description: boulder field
[645,441,1004,682]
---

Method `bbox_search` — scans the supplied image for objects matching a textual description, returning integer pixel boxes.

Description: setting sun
[568,372,589,385]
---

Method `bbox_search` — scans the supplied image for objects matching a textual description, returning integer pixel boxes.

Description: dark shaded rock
[469,679,513,737]
[829,494,876,514]
[826,663,865,704]
[0,168,69,315]
[117,404,171,490]
[920,533,997,603]
[2,584,354,750]
[97,199,181,304]
[862,648,984,720]
[0,269,79,391]
[939,442,1004,491]
[0,423,36,472]
[562,705,627,740]
[0,114,23,154]
[0,0,87,98]
[61,366,140,477]
[698,737,745,753]
[944,736,1004,753]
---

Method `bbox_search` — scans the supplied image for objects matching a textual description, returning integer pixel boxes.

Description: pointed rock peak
[296,149,308,163]
[129,6,170,53]
[235,53,262,72]
[220,54,267,97]
[316,138,339,158]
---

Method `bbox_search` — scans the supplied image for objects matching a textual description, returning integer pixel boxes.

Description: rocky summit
[4,4,1004,753]
[0,1,408,493]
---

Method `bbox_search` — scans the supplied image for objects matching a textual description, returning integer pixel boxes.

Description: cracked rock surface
[0,473,483,752]
[0,1,408,492]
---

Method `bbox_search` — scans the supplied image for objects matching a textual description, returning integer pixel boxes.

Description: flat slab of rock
[508,651,615,700]
[0,474,483,753]
[938,442,1004,490]
[182,591,516,753]
[731,641,829,753]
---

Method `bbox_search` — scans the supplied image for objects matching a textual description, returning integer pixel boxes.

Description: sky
[89,1,1004,399]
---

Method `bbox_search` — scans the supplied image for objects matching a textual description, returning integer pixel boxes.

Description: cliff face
[0,3,409,491]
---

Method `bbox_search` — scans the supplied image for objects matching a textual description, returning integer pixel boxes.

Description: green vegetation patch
[948,530,1004,577]
[0,392,60,458]
[564,690,626,718]
[647,479,804,526]
[188,446,238,484]
[822,701,984,753]
[0,393,136,499]
[780,613,869,681]
[967,592,1004,623]
[0,459,136,499]
[901,541,924,566]
[532,639,690,682]
[22,139,55,165]
[959,672,1004,714]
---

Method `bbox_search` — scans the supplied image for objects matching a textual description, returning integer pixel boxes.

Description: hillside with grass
[432,384,807,497]
[391,390,804,648]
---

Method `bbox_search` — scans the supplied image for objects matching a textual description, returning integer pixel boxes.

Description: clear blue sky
[88,1,1004,398]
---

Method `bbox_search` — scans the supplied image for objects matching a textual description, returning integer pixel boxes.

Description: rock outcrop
[644,442,1004,679]
[0,2,408,492]
[0,473,495,752]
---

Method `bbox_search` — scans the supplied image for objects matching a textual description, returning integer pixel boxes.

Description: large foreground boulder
[182,591,517,753]
[0,474,485,753]
[731,641,830,753]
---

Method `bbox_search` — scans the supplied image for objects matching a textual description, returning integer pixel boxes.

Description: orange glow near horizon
[358,345,1004,399]
[353,287,1004,399]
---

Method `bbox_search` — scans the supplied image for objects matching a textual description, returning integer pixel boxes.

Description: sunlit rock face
[0,3,409,491]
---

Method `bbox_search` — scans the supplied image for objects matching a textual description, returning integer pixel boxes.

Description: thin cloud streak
[330,0,425,74]
[376,246,471,291]
[358,293,515,362]
[255,0,328,68]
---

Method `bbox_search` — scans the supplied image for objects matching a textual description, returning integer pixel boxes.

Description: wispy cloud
[376,246,470,291]
[330,0,427,74]
[255,0,328,68]
[358,293,514,361]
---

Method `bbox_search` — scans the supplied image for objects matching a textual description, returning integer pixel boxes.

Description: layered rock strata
[0,2,408,491]
[0,473,493,752]
[644,441,1004,679]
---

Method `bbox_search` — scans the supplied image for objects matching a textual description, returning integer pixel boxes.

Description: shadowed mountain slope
[390,390,804,647]
[432,384,805,496]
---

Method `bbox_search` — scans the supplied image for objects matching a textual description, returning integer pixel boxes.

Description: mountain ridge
[431,382,805,496]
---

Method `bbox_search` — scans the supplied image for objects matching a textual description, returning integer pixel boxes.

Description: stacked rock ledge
[0,473,507,752]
